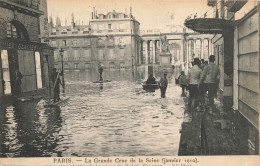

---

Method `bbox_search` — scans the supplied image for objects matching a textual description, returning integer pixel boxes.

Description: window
[84,49,91,60]
[108,48,114,59]
[62,40,67,46]
[52,40,57,46]
[74,63,79,70]
[71,40,78,46]
[120,62,125,69]
[108,24,112,30]
[98,49,103,60]
[64,50,68,60]
[120,48,125,58]
[54,50,59,61]
[109,62,115,69]
[72,31,78,34]
[6,23,17,38]
[73,50,79,60]
[64,63,69,69]
[84,39,90,45]
[85,63,91,70]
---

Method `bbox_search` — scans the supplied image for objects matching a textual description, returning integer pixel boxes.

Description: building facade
[49,8,213,76]
[49,9,141,71]
[0,0,54,97]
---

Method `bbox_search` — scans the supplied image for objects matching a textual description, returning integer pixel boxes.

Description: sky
[47,0,257,30]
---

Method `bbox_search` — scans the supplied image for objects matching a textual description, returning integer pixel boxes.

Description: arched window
[6,20,30,41]
[7,22,17,38]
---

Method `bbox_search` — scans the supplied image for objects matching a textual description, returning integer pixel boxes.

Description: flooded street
[0,69,185,157]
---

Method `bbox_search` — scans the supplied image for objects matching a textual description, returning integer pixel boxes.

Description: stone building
[185,0,259,154]
[49,8,141,71]
[49,8,213,76]
[0,0,54,97]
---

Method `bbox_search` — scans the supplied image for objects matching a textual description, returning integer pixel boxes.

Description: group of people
[178,55,220,112]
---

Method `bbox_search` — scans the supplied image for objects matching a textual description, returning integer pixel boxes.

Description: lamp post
[59,48,65,93]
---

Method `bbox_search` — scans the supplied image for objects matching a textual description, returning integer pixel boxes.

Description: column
[143,40,149,79]
[139,41,142,65]
[152,40,156,64]
[144,41,148,64]
[209,39,212,56]
[201,38,204,60]
[193,39,196,58]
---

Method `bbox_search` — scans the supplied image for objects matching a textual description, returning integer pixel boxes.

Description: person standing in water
[51,68,63,102]
[98,65,103,81]
[14,69,23,95]
[159,73,168,98]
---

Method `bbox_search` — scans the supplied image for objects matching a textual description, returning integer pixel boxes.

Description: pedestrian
[179,71,188,97]
[159,73,168,98]
[187,58,202,109]
[51,68,63,102]
[146,74,156,84]
[200,59,205,70]
[199,55,220,112]
[98,64,103,81]
[14,69,23,95]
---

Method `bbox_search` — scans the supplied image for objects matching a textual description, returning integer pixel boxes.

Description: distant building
[49,8,213,74]
[49,8,141,71]
[0,0,54,97]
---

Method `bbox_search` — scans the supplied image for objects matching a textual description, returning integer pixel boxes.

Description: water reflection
[0,68,185,157]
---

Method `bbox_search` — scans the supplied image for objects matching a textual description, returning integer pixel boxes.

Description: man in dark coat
[51,68,63,102]
[14,69,23,95]
[98,65,103,81]
[159,73,168,98]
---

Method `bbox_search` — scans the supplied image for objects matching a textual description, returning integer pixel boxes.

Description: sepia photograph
[0,0,259,165]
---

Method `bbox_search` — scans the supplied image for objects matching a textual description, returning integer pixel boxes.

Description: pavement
[178,93,246,155]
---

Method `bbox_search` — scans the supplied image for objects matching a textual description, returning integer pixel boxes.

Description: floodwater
[0,69,185,157]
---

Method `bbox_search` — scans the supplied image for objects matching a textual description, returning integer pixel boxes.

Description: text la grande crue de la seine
[53,157,198,165]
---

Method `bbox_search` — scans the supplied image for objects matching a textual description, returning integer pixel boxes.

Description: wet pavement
[178,95,251,155]
[0,69,186,157]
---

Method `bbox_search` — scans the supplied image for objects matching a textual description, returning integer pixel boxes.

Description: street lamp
[59,48,65,93]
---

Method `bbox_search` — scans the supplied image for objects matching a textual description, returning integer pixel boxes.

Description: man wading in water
[98,64,103,81]
[159,73,168,98]
[51,68,63,102]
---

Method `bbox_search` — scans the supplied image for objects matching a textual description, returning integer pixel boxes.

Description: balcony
[0,0,44,17]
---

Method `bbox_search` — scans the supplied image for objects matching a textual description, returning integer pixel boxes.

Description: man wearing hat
[199,55,220,111]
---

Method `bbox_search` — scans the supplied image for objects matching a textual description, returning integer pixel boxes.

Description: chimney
[71,13,75,29]
[93,7,96,19]
[65,18,67,26]
[49,16,53,28]
[130,6,132,17]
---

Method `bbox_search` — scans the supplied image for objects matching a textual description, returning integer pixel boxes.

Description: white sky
[47,0,257,30]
